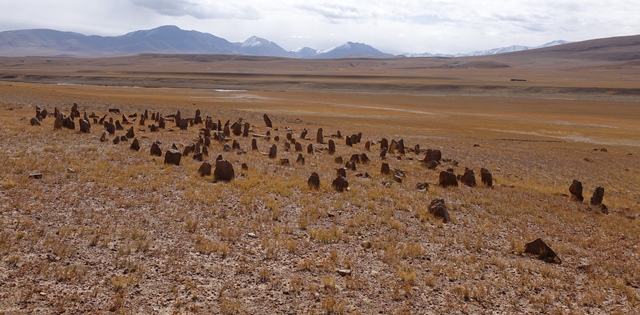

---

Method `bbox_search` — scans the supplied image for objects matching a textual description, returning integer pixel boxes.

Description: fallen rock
[569,180,584,202]
[336,269,352,277]
[425,160,438,170]
[416,182,429,191]
[28,173,43,179]
[524,238,561,264]
[30,117,41,126]
[428,199,451,223]
[214,160,235,182]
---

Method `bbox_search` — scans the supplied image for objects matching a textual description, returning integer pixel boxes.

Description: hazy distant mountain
[235,36,291,58]
[404,40,572,58]
[314,42,394,59]
[0,25,394,59]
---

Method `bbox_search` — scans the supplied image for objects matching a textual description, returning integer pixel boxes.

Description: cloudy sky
[0,0,638,54]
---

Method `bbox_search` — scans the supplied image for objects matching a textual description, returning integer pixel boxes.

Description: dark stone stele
[336,167,347,178]
[428,198,451,223]
[214,160,235,182]
[307,144,314,154]
[269,144,277,159]
[130,138,141,151]
[569,179,584,202]
[263,114,273,128]
[100,131,109,142]
[300,129,308,139]
[332,176,349,192]
[251,138,259,151]
[524,238,561,264]
[425,160,438,170]
[461,169,477,187]
[439,171,458,188]
[424,149,442,163]
[198,162,212,177]
[360,153,370,165]
[30,117,41,126]
[79,119,91,133]
[296,153,305,165]
[164,149,182,166]
[150,142,162,157]
[316,128,324,144]
[308,172,320,190]
[126,126,135,139]
[328,139,336,155]
[179,119,188,130]
[590,186,605,206]
[381,162,390,175]
[115,120,124,131]
[480,168,493,187]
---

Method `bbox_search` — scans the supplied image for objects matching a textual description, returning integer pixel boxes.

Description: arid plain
[0,43,639,314]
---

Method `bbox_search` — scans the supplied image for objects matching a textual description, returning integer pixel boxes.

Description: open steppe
[0,51,639,314]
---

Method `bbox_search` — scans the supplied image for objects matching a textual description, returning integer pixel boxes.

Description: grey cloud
[131,0,260,20]
[297,3,372,22]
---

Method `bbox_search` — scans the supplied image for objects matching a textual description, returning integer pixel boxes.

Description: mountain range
[0,25,567,59]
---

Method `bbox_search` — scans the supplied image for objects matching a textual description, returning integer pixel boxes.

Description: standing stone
[425,160,438,170]
[300,129,308,139]
[150,142,162,156]
[158,117,165,129]
[381,162,390,175]
[214,160,235,182]
[115,120,124,131]
[263,114,273,128]
[439,171,458,188]
[112,136,120,145]
[198,162,212,176]
[428,199,451,223]
[346,136,352,147]
[424,149,442,162]
[30,117,41,126]
[193,153,203,161]
[332,176,349,192]
[569,180,584,202]
[130,138,141,151]
[365,141,371,151]
[125,126,135,139]
[397,139,405,155]
[336,167,347,178]
[251,138,259,151]
[232,122,242,136]
[269,144,277,159]
[480,168,493,187]
[590,186,605,206]
[164,149,182,166]
[194,109,203,125]
[232,140,241,151]
[79,119,91,133]
[316,128,324,144]
[349,154,361,164]
[179,119,188,130]
[295,142,303,152]
[100,131,109,142]
[307,172,320,190]
[360,153,370,164]
[380,138,389,151]
[380,147,387,159]
[243,122,250,137]
[461,169,477,187]
[63,116,75,130]
[296,154,305,165]
[328,139,336,154]
[307,144,314,154]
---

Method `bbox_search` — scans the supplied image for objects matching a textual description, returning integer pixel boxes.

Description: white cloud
[0,0,639,54]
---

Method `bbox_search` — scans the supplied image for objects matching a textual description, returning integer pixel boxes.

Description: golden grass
[0,59,639,314]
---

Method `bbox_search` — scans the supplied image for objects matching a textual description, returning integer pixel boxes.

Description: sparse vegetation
[0,54,638,314]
